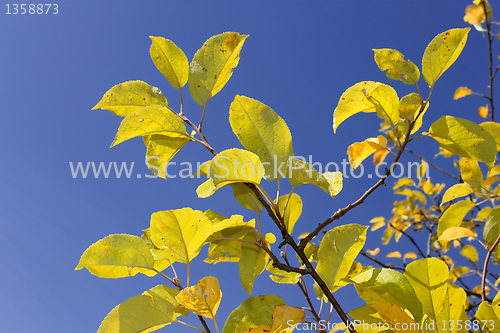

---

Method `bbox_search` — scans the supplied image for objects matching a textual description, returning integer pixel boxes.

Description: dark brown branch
[481,0,496,121]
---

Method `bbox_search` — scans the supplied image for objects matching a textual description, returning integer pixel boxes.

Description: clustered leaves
[78,3,500,332]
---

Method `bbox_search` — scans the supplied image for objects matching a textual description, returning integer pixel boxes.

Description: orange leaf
[464,5,485,25]
[366,248,380,256]
[403,252,417,260]
[386,251,401,258]
[453,87,473,99]
[373,149,390,165]
[478,105,489,118]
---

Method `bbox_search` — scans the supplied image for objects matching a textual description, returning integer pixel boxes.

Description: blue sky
[0,1,490,332]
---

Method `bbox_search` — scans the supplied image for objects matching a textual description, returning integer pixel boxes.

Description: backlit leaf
[481,122,500,151]
[476,302,500,333]
[449,266,470,283]
[365,84,400,127]
[176,276,221,319]
[347,135,388,170]
[432,284,467,333]
[229,95,294,180]
[404,258,449,320]
[428,116,496,169]
[437,200,474,247]
[144,135,191,179]
[150,37,189,89]
[76,234,155,278]
[315,224,368,296]
[351,268,423,323]
[189,32,249,107]
[386,251,401,258]
[453,87,473,100]
[479,106,489,118]
[276,193,302,234]
[441,183,474,205]
[398,93,428,135]
[239,233,275,296]
[288,158,343,198]
[210,148,264,188]
[267,263,301,285]
[459,158,483,189]
[373,48,420,85]
[333,81,384,133]
[93,80,168,117]
[371,303,419,333]
[222,295,285,333]
[464,5,486,25]
[438,227,476,242]
[269,305,306,332]
[231,183,264,212]
[97,292,179,333]
[484,206,500,250]
[204,219,255,264]
[366,248,380,256]
[149,208,213,264]
[460,245,479,262]
[403,252,417,261]
[112,105,189,147]
[348,305,386,333]
[422,28,470,87]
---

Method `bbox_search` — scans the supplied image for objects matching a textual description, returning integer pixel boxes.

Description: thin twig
[389,223,426,258]
[359,250,404,271]
[405,148,460,181]
[482,233,500,301]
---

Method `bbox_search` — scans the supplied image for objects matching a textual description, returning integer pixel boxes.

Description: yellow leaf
[75,234,155,278]
[485,176,500,187]
[144,135,191,179]
[373,48,420,85]
[150,37,189,89]
[441,183,474,206]
[479,105,489,118]
[453,87,473,99]
[371,221,385,231]
[427,115,496,169]
[333,81,398,133]
[366,248,380,256]
[386,251,401,258]
[276,193,302,235]
[229,95,294,180]
[269,305,306,332]
[449,266,471,283]
[245,325,271,333]
[473,285,490,296]
[477,207,492,221]
[460,244,479,262]
[464,5,486,25]
[398,93,429,135]
[111,105,189,147]
[175,276,221,319]
[438,200,475,248]
[92,80,169,117]
[371,303,419,333]
[347,135,387,170]
[288,158,343,198]
[189,32,249,107]
[459,157,484,189]
[438,227,476,242]
[481,121,500,151]
[403,252,417,261]
[373,149,389,165]
[422,28,470,87]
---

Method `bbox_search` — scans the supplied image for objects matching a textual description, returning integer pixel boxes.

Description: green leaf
[75,234,155,278]
[484,206,500,250]
[222,295,285,333]
[459,157,484,189]
[288,157,343,198]
[404,258,449,321]
[351,268,423,323]
[148,208,213,264]
[276,193,302,234]
[111,105,189,147]
[437,200,474,247]
[427,116,496,169]
[97,292,179,333]
[229,95,294,180]
[189,32,249,107]
[348,305,386,333]
[422,28,470,87]
[150,36,189,89]
[143,135,191,179]
[476,301,500,333]
[333,81,399,132]
[315,224,368,296]
[266,262,301,285]
[373,48,420,85]
[441,183,474,206]
[92,80,168,117]
[460,245,479,262]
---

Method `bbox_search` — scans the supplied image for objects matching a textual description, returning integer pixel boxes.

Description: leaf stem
[482,233,500,301]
